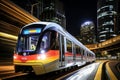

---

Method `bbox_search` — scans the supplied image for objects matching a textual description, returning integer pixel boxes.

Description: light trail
[0,32,18,40]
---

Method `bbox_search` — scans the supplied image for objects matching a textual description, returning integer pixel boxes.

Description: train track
[1,63,90,80]
[1,61,119,80]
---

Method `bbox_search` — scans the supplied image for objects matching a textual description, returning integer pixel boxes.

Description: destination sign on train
[23,28,41,34]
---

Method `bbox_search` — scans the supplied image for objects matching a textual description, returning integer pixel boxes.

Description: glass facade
[97,0,120,42]
[39,0,66,28]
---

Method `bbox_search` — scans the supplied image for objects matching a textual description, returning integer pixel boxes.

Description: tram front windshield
[17,27,42,53]
[17,35,39,52]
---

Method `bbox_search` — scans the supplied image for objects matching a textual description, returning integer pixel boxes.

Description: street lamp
[31,3,39,15]
[31,2,43,18]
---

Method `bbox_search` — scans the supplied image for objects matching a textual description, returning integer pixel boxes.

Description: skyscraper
[40,0,66,28]
[97,0,120,42]
[80,21,95,44]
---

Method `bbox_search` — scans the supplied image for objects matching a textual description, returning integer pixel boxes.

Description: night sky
[62,0,98,36]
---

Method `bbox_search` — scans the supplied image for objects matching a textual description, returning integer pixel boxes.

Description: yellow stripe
[94,60,108,80]
[106,62,118,80]
[94,62,104,80]
[27,57,58,64]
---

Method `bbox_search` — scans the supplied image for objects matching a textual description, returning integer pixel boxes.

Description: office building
[39,0,66,28]
[97,0,120,42]
[80,21,95,44]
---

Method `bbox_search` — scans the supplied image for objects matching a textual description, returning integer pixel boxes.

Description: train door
[58,34,65,67]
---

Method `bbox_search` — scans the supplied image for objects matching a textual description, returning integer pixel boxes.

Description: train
[13,22,96,75]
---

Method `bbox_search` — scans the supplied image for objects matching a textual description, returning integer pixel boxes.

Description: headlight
[37,54,46,60]
[41,50,45,54]
[13,55,17,59]
[41,54,46,60]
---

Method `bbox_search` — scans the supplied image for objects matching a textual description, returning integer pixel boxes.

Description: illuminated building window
[105,28,109,31]
[110,29,113,32]
[109,5,113,10]
[97,11,116,19]
[99,34,106,37]
[100,31,108,34]
[97,5,113,12]
[109,15,112,17]
[102,20,114,26]
[111,34,117,37]
[100,39,105,42]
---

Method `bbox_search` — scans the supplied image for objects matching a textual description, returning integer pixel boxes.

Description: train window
[76,45,80,54]
[66,39,72,53]
[17,35,39,52]
[79,48,81,54]
[40,31,59,51]
[82,50,84,56]
[50,31,59,50]
[40,32,50,50]
[17,36,25,52]
[30,36,38,50]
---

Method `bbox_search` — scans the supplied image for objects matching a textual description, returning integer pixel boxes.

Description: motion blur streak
[0,32,18,40]
[66,63,99,80]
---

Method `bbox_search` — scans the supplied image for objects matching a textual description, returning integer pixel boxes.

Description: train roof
[22,22,94,55]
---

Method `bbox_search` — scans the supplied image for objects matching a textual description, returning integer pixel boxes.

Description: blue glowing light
[23,28,41,34]
[24,30,29,34]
